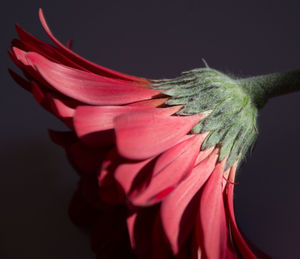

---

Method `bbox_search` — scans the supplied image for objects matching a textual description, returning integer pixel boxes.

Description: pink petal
[15,24,100,72]
[197,158,228,259]
[153,133,207,177]
[130,135,204,206]
[74,105,181,136]
[194,146,214,166]
[127,207,159,256]
[115,113,203,160]
[26,52,161,105]
[160,149,219,254]
[224,165,257,259]
[127,98,169,107]
[12,47,30,66]
[49,96,75,119]
[39,9,149,83]
[114,158,154,194]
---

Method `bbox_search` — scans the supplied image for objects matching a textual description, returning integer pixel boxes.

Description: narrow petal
[127,207,158,256]
[224,165,257,259]
[160,149,219,254]
[127,98,169,107]
[39,8,148,83]
[115,113,203,160]
[50,97,75,119]
[15,24,82,69]
[26,52,161,105]
[197,158,228,259]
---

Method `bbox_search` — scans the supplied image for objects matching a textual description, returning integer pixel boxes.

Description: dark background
[1,0,300,258]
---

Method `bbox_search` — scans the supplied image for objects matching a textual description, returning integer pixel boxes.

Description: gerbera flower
[10,9,300,259]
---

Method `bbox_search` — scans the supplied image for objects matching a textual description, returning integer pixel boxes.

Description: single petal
[26,52,161,105]
[115,113,203,160]
[50,97,75,119]
[127,207,158,256]
[224,165,258,259]
[127,98,169,107]
[160,149,219,254]
[197,158,228,259]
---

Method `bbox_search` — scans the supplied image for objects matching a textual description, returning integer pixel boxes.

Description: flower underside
[153,68,258,169]
[12,9,300,259]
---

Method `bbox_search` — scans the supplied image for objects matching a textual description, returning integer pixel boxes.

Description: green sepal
[152,67,259,169]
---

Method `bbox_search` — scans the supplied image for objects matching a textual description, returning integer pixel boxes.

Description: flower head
[12,9,300,259]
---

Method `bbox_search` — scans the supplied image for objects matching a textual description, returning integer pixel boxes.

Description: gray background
[1,0,300,258]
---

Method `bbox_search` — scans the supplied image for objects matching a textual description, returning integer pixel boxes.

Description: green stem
[238,69,300,108]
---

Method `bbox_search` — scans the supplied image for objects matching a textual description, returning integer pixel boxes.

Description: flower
[12,9,300,259]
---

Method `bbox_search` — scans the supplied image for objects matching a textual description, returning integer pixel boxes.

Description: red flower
[9,9,270,259]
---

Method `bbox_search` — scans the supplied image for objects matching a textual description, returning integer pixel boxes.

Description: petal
[160,149,219,254]
[153,133,207,177]
[127,98,169,107]
[130,134,205,206]
[114,158,154,194]
[127,207,158,256]
[39,9,148,83]
[197,158,228,259]
[224,165,258,259]
[15,25,81,69]
[50,97,75,119]
[74,105,181,136]
[115,113,203,160]
[26,52,160,105]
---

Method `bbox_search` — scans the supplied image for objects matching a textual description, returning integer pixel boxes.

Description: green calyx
[152,67,259,169]
[152,66,300,169]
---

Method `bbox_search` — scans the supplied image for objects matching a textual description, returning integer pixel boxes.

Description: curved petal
[115,113,203,160]
[160,149,219,254]
[114,157,155,194]
[197,158,229,259]
[127,98,169,107]
[26,52,161,105]
[130,135,204,206]
[224,165,258,259]
[39,8,148,83]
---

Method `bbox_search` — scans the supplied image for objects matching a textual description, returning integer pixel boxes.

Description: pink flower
[9,9,271,259]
